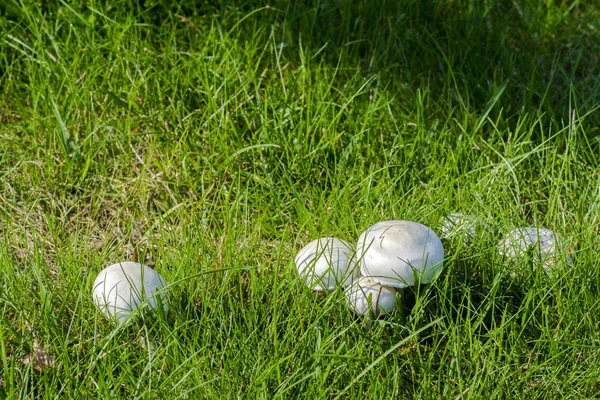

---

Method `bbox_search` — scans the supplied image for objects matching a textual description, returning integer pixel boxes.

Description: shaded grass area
[1,0,600,398]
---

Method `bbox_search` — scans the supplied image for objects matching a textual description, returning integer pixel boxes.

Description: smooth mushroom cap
[294,237,358,291]
[92,261,168,324]
[498,227,572,272]
[357,220,444,288]
[440,212,478,242]
[345,276,397,316]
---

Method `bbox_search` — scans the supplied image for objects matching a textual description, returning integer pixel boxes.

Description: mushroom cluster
[89,216,572,326]
[294,220,445,317]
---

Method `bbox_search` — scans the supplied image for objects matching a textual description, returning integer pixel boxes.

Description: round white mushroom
[345,276,396,317]
[92,261,168,324]
[357,220,444,288]
[295,237,358,291]
[440,212,479,243]
[498,227,572,273]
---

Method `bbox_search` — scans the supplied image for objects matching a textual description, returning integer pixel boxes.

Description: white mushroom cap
[498,227,572,273]
[92,261,168,324]
[357,220,444,288]
[440,212,479,242]
[295,237,358,291]
[345,276,396,316]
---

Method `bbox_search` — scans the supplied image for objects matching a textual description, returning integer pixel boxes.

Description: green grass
[1,0,600,398]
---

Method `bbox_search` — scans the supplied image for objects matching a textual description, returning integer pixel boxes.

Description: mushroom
[92,261,168,324]
[294,237,358,291]
[357,220,444,288]
[440,212,479,243]
[345,276,396,317]
[498,227,572,274]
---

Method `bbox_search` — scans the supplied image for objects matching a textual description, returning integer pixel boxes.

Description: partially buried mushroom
[294,237,358,291]
[498,227,572,274]
[440,212,479,243]
[356,220,445,288]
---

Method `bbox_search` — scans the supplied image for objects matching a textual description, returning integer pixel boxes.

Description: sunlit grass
[1,0,600,398]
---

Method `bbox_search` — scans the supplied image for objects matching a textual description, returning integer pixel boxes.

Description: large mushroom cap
[498,227,571,272]
[345,276,396,317]
[294,237,358,291]
[92,261,168,324]
[357,220,444,288]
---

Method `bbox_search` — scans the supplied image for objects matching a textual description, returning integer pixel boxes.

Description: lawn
[1,0,600,398]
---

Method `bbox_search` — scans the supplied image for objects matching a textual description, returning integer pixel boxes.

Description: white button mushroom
[357,220,444,288]
[92,261,168,324]
[295,237,358,291]
[345,276,396,317]
[440,212,479,243]
[498,227,572,273]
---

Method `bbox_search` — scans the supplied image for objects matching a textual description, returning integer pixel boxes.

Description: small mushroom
[357,220,444,288]
[498,227,572,274]
[92,261,168,324]
[440,212,479,243]
[345,276,396,317]
[295,237,358,291]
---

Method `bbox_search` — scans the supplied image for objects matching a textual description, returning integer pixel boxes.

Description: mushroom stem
[345,277,396,318]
